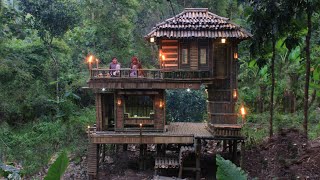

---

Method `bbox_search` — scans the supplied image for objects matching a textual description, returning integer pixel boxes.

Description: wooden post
[228,140,233,158]
[95,94,103,131]
[139,144,144,170]
[123,144,128,151]
[195,139,201,180]
[143,144,147,170]
[102,144,106,163]
[222,140,227,152]
[232,140,237,163]
[156,144,162,156]
[96,144,99,179]
[240,141,245,168]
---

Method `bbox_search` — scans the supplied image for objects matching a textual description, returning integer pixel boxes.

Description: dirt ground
[243,128,320,179]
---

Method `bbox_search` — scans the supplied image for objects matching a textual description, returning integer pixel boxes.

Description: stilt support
[195,139,201,180]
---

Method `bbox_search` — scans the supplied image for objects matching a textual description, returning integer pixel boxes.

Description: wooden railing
[90,68,211,80]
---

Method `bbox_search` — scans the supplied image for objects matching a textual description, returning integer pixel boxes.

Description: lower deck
[89,122,244,144]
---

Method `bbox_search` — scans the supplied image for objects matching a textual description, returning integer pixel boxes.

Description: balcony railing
[90,68,211,80]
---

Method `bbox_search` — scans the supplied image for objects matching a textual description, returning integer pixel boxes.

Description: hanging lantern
[117,98,122,106]
[234,52,238,59]
[159,99,164,108]
[221,38,226,43]
[233,89,238,100]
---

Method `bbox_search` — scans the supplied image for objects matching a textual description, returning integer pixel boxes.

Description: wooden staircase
[87,143,98,180]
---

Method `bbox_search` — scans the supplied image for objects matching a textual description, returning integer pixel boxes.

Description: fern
[216,155,248,180]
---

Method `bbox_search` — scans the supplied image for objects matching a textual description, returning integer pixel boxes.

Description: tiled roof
[146,8,252,40]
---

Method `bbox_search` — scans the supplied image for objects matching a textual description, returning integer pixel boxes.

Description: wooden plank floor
[166,122,213,138]
[89,123,244,144]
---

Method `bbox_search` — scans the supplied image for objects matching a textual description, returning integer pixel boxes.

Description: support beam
[232,140,237,163]
[195,139,201,180]
[139,144,146,170]
[240,141,245,168]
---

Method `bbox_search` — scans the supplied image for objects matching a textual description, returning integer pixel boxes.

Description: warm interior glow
[117,98,121,106]
[240,105,246,116]
[140,123,143,127]
[150,37,155,43]
[233,89,238,99]
[221,38,226,43]
[234,52,238,59]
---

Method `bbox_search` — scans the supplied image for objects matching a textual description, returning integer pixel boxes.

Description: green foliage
[166,87,207,122]
[216,155,248,180]
[20,0,80,42]
[0,0,320,177]
[0,108,95,175]
[44,151,69,180]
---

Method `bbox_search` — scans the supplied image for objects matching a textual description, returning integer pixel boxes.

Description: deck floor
[90,123,243,144]
[165,122,212,137]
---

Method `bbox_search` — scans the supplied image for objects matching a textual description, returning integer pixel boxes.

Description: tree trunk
[46,45,60,103]
[304,7,312,139]
[269,36,276,138]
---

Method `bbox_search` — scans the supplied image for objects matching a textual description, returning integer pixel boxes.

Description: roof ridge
[184,8,208,12]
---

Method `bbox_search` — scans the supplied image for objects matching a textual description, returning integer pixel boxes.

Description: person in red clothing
[129,56,144,77]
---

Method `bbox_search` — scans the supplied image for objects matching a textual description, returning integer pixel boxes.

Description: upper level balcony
[87,68,214,90]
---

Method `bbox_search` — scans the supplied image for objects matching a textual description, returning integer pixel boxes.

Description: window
[181,48,188,64]
[124,96,154,117]
[199,48,207,64]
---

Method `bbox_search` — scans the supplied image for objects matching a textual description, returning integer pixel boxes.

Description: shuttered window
[181,48,188,64]
[199,48,207,64]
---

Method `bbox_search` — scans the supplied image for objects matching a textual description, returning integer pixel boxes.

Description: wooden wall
[206,41,238,126]
[190,41,198,70]
[160,40,179,69]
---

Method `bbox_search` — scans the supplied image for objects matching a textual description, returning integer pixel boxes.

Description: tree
[280,0,320,138]
[249,0,282,138]
[20,0,80,102]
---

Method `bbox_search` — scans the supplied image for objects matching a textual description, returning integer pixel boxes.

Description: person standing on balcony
[109,57,120,77]
[130,56,144,77]
[130,56,138,77]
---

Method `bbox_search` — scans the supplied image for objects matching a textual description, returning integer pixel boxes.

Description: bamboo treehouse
[86,8,252,180]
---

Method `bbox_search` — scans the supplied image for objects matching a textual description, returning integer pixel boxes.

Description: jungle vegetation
[0,0,319,176]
